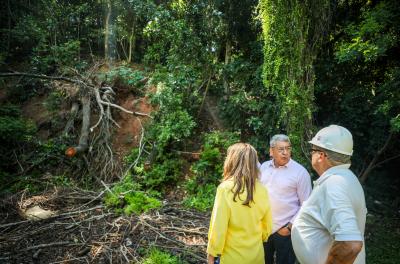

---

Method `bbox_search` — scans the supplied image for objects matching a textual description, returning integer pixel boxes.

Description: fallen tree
[0,65,152,181]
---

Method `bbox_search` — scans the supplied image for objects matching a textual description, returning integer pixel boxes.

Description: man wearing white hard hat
[291,125,367,264]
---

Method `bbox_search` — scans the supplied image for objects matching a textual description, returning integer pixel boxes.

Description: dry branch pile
[0,188,209,264]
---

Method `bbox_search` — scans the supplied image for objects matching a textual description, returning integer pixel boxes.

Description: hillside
[1,0,399,263]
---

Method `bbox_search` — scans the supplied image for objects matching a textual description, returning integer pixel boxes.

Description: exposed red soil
[112,94,153,159]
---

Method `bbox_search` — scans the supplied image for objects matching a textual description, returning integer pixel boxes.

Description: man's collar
[269,159,291,168]
[315,163,351,185]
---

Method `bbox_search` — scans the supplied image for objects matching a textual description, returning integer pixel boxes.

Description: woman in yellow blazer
[207,143,272,264]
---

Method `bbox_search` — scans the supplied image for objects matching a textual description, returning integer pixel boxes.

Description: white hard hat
[309,125,353,156]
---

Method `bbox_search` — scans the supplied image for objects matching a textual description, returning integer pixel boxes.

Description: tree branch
[359,132,395,183]
[0,72,92,87]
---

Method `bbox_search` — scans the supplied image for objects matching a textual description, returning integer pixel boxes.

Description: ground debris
[0,188,209,263]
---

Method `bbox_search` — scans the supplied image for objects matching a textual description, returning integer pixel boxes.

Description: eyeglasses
[274,146,292,153]
[310,149,324,156]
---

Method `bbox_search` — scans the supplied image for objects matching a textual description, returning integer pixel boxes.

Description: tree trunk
[128,31,135,63]
[7,0,11,53]
[223,38,232,97]
[63,102,80,136]
[104,0,117,63]
[65,96,91,157]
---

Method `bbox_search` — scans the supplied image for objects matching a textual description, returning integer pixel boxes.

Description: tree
[259,0,331,162]
[104,0,117,62]
[314,0,400,182]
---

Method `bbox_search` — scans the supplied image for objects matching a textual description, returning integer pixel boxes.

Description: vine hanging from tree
[259,0,331,161]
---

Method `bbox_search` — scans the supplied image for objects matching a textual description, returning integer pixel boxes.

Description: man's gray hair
[270,134,291,148]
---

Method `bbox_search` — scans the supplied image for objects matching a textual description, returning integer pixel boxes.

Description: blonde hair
[223,143,260,207]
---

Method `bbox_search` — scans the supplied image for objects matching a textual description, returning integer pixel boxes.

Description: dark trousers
[264,232,296,264]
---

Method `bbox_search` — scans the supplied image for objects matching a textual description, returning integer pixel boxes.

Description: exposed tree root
[0,66,152,182]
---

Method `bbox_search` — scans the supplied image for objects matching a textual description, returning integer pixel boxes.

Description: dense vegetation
[0,0,399,263]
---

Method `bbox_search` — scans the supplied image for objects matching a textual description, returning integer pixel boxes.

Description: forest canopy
[0,0,399,263]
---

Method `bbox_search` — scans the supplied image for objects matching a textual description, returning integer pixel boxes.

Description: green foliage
[218,54,278,144]
[148,80,197,150]
[43,90,67,112]
[183,183,216,212]
[31,40,81,73]
[52,174,73,187]
[363,172,400,264]
[259,0,330,163]
[365,215,399,264]
[0,104,36,179]
[314,0,400,175]
[104,174,161,215]
[184,131,239,211]
[114,0,157,62]
[193,131,240,183]
[336,1,399,63]
[150,65,203,112]
[8,173,42,194]
[100,65,146,95]
[0,121,83,193]
[390,114,400,132]
[143,7,207,67]
[141,248,183,264]
[5,79,43,103]
[152,109,195,149]
[0,106,36,144]
[137,158,183,192]
[125,147,184,192]
[36,138,69,167]
[7,172,74,194]
[4,0,101,66]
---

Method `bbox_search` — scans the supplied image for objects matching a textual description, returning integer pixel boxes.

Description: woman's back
[207,179,272,264]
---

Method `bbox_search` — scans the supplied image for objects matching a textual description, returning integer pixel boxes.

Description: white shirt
[260,159,312,233]
[291,164,367,264]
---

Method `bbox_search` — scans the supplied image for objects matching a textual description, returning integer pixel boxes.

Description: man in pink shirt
[260,134,312,264]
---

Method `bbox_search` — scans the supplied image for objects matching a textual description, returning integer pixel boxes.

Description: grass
[363,171,400,263]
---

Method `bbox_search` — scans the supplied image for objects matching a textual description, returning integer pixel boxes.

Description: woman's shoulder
[218,179,234,190]
[255,180,268,195]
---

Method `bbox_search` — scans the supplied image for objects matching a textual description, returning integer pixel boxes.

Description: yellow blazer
[207,179,272,264]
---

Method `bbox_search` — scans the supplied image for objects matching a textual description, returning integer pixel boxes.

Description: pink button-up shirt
[260,159,312,233]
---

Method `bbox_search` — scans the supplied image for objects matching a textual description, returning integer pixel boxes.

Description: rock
[22,205,57,221]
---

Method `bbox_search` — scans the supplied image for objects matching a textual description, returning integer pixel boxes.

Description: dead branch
[98,86,152,118]
[24,242,84,251]
[124,117,146,175]
[56,205,104,218]
[359,132,395,183]
[0,71,92,87]
[162,226,207,236]
[91,87,106,132]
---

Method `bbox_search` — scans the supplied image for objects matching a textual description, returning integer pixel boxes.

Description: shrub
[104,174,161,215]
[184,131,240,210]
[0,104,36,174]
[142,248,183,264]
[99,65,146,95]
[0,116,36,143]
[43,90,67,112]
[183,183,216,212]
[141,158,183,191]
